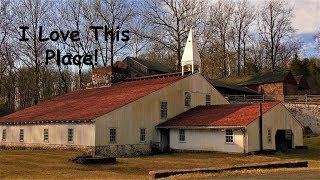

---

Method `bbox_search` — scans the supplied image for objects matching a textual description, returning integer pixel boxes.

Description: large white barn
[0,30,303,156]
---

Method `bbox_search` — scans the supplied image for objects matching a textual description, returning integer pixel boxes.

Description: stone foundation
[95,144,151,157]
[0,142,95,155]
[0,143,153,157]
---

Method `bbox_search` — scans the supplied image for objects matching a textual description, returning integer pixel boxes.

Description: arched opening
[275,129,293,152]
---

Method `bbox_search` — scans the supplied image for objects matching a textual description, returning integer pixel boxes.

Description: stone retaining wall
[0,142,94,154]
[0,143,152,157]
[284,103,320,134]
[95,144,151,157]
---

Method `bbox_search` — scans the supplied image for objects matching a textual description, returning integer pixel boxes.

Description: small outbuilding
[157,102,303,153]
[217,71,301,101]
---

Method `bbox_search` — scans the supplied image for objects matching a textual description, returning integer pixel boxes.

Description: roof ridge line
[124,71,192,82]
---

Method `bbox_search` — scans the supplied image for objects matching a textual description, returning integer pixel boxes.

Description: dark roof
[208,79,258,94]
[124,72,190,81]
[0,74,187,124]
[128,57,176,73]
[157,102,279,127]
[217,71,292,86]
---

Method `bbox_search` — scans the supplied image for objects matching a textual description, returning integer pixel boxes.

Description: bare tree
[57,0,95,89]
[90,0,134,67]
[0,0,11,49]
[316,29,320,51]
[127,17,150,57]
[139,0,206,70]
[231,0,255,75]
[247,37,266,70]
[0,2,17,113]
[10,0,54,105]
[258,0,295,72]
[209,0,234,77]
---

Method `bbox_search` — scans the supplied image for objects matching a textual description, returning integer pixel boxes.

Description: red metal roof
[0,75,186,124]
[157,102,280,127]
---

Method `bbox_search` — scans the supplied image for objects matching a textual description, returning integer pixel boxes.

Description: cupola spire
[181,28,201,75]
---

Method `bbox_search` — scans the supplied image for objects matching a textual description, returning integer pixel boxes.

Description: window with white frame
[206,94,211,105]
[68,128,74,143]
[267,129,272,143]
[19,129,24,142]
[2,129,6,141]
[179,129,185,142]
[44,129,49,142]
[110,128,116,143]
[225,129,234,143]
[185,92,191,107]
[140,128,146,142]
[160,101,168,119]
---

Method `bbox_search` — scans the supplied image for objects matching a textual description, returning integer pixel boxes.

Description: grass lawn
[0,136,319,179]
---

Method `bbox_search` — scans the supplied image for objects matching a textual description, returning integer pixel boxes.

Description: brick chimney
[92,61,128,86]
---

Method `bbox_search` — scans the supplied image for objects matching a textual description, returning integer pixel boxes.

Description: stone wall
[0,143,152,157]
[0,142,95,155]
[95,144,151,157]
[284,103,320,134]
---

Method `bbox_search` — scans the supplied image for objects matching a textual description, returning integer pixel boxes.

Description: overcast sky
[290,0,320,34]
[248,0,320,34]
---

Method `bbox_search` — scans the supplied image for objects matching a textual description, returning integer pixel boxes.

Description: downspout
[259,103,263,151]
[241,128,246,154]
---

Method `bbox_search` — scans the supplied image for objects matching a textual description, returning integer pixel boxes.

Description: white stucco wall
[169,129,245,153]
[94,73,229,146]
[0,123,95,146]
[246,104,303,152]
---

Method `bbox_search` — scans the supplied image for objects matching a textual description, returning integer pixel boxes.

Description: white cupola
[181,28,201,75]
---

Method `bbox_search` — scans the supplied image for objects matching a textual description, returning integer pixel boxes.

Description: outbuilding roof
[208,79,258,94]
[217,71,293,86]
[157,102,279,128]
[0,74,186,124]
[126,57,176,73]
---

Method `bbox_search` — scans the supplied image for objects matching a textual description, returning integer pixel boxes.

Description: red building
[217,71,310,101]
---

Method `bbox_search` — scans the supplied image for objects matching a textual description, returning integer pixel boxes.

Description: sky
[209,0,320,34]
[288,0,320,34]
[290,0,320,57]
[248,0,320,57]
[207,0,319,57]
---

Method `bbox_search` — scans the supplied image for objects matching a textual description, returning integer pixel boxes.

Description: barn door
[275,129,293,151]
[160,129,170,152]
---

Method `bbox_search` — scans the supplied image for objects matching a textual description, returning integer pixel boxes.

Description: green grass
[0,136,319,179]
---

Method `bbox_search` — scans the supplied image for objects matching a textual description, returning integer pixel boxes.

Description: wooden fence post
[305,94,308,104]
